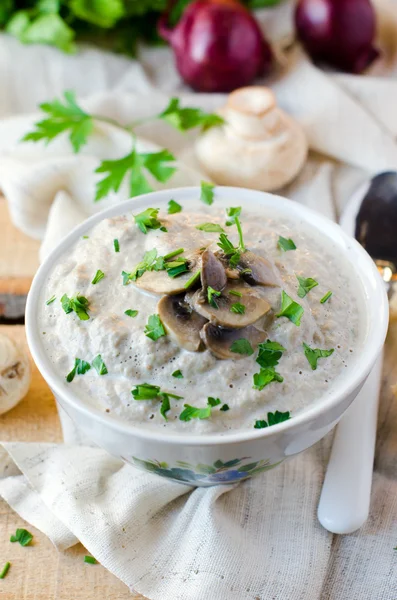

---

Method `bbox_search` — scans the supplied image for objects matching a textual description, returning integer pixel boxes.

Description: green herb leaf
[220,404,230,412]
[124,309,138,318]
[46,295,56,305]
[184,270,201,290]
[168,199,182,214]
[229,290,242,298]
[278,236,296,252]
[296,275,318,298]
[22,91,91,152]
[159,97,225,132]
[253,367,283,391]
[66,358,91,382]
[230,302,246,314]
[114,239,120,252]
[172,369,183,379]
[230,338,254,356]
[82,235,89,239]
[225,206,242,226]
[144,314,166,341]
[84,556,97,565]
[179,404,212,422]
[320,291,332,304]
[0,561,10,579]
[164,248,184,260]
[276,291,304,326]
[256,340,286,368]
[160,394,171,420]
[91,269,105,285]
[254,410,291,429]
[165,258,189,278]
[61,294,90,320]
[207,397,221,407]
[200,181,215,205]
[10,528,33,547]
[303,343,334,370]
[207,285,221,308]
[123,248,159,284]
[131,383,160,400]
[133,208,163,234]
[70,0,125,28]
[196,223,225,233]
[92,354,108,375]
[217,231,242,267]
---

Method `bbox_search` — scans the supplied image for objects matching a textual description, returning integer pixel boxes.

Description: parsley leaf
[133,208,164,234]
[207,285,221,308]
[114,239,120,252]
[196,223,225,233]
[200,181,215,205]
[296,275,318,298]
[84,556,97,565]
[168,199,182,214]
[179,404,212,421]
[256,340,286,368]
[159,97,225,132]
[10,528,33,547]
[172,369,183,379]
[276,291,304,326]
[278,236,296,252]
[22,91,92,152]
[123,248,159,283]
[254,411,291,429]
[230,338,254,356]
[92,354,108,375]
[229,289,242,298]
[320,291,332,304]
[144,314,166,341]
[66,358,91,382]
[217,233,236,255]
[303,343,334,370]
[230,302,245,314]
[165,258,189,278]
[220,404,230,412]
[91,269,105,285]
[0,562,10,579]
[46,295,56,305]
[125,309,138,318]
[61,294,90,320]
[184,270,201,289]
[207,397,221,407]
[253,367,284,391]
[160,394,171,420]
[225,206,242,226]
[131,383,182,420]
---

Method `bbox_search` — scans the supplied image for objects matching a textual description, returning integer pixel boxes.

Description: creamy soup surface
[38,201,365,435]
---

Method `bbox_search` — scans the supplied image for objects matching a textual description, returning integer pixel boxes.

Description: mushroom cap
[201,322,267,360]
[134,249,203,295]
[0,333,31,415]
[201,249,227,292]
[238,250,280,287]
[188,283,271,329]
[157,294,208,352]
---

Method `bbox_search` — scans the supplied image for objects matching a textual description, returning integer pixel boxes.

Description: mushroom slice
[189,283,271,329]
[201,249,227,292]
[238,250,280,287]
[134,250,202,295]
[201,323,267,360]
[157,294,208,352]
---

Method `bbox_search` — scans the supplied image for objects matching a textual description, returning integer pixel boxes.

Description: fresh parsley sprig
[254,411,291,429]
[131,383,182,420]
[61,294,90,321]
[303,343,334,370]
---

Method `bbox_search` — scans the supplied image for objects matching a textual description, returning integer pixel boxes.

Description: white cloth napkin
[1,0,397,598]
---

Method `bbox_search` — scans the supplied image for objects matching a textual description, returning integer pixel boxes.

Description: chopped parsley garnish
[225,206,241,226]
[256,340,286,368]
[229,290,242,297]
[220,404,230,412]
[196,223,225,233]
[84,556,97,564]
[200,181,215,205]
[0,562,10,579]
[160,395,171,420]
[168,199,182,214]
[217,209,245,268]
[320,291,332,304]
[114,239,120,252]
[123,248,159,283]
[207,397,221,407]
[131,383,182,420]
[92,354,108,375]
[172,370,183,379]
[144,314,166,341]
[163,248,184,260]
[66,358,91,383]
[133,208,165,234]
[165,258,189,278]
[230,338,254,356]
[91,269,105,285]
[276,291,304,326]
[230,302,245,314]
[278,236,296,252]
[254,411,291,429]
[10,528,33,546]
[303,343,334,370]
[296,275,318,298]
[125,309,138,318]
[207,285,221,308]
[159,98,225,132]
[253,367,283,391]
[184,269,201,289]
[82,236,89,239]
[46,295,56,305]
[61,294,90,321]
[179,404,211,421]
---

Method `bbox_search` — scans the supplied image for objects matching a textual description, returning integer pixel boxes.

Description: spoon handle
[317,353,382,534]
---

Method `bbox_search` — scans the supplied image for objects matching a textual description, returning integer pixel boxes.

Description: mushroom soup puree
[39,203,364,434]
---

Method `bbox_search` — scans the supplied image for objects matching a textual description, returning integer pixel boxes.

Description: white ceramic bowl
[26,187,389,486]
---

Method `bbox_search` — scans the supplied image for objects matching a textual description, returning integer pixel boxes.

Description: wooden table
[0,197,144,599]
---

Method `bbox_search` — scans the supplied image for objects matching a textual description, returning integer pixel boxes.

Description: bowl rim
[25,186,389,447]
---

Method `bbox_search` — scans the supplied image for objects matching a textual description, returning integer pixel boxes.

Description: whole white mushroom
[195,86,308,191]
[0,333,31,415]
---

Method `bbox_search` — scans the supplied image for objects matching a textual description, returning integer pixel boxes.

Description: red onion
[158,0,272,92]
[295,0,379,73]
